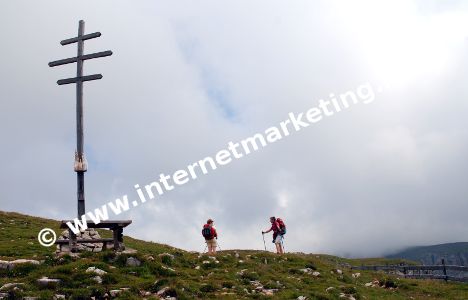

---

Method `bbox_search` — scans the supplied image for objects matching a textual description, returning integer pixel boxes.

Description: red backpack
[276,218,286,235]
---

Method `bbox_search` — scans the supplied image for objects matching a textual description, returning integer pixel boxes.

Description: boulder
[158,253,175,260]
[0,282,24,291]
[86,266,107,276]
[126,257,141,267]
[109,290,121,297]
[0,259,40,270]
[37,277,61,287]
[92,276,102,284]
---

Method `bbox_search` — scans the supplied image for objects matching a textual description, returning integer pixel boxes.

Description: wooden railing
[352,259,468,283]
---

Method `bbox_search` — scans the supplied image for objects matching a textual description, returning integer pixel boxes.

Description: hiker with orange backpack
[262,216,286,254]
[202,219,218,255]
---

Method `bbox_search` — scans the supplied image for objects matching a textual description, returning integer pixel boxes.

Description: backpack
[202,226,214,239]
[276,218,286,235]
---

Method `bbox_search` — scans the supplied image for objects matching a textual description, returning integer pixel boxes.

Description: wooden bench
[56,220,132,252]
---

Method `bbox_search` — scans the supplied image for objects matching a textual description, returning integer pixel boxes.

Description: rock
[109,290,121,297]
[336,269,343,274]
[86,266,107,276]
[300,268,314,274]
[352,272,361,278]
[262,289,277,296]
[120,248,137,255]
[53,295,66,300]
[312,271,320,277]
[92,276,102,284]
[0,293,8,299]
[37,277,61,287]
[208,256,216,261]
[161,266,176,272]
[0,282,24,291]
[235,252,240,258]
[202,260,210,264]
[139,290,152,297]
[126,257,141,267]
[23,297,38,300]
[195,266,200,270]
[0,259,40,270]
[237,269,248,276]
[326,287,335,292]
[156,287,170,297]
[364,282,373,287]
[238,260,244,263]
[297,296,308,300]
[144,255,155,261]
[159,253,175,260]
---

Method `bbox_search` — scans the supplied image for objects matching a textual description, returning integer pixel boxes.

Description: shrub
[222,281,234,288]
[200,283,217,293]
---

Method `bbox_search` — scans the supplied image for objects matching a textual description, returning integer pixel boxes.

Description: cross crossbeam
[49,50,112,67]
[60,32,101,45]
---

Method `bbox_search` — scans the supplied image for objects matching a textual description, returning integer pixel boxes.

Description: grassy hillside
[386,243,468,266]
[1,211,468,299]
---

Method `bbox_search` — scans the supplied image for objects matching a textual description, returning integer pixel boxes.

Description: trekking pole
[281,235,286,253]
[203,244,207,253]
[262,232,268,264]
[217,240,222,251]
[262,232,267,251]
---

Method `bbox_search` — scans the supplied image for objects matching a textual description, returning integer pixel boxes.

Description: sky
[1,0,468,258]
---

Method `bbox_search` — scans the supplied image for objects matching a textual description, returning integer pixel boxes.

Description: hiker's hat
[207,218,214,224]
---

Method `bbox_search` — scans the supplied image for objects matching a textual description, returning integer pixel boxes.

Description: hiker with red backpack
[202,219,218,255]
[262,216,286,254]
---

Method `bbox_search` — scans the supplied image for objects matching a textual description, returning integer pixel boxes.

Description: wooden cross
[49,20,112,218]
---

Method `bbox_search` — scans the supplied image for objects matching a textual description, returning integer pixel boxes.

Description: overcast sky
[1,0,468,258]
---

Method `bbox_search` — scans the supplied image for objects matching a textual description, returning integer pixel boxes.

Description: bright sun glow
[333,0,468,89]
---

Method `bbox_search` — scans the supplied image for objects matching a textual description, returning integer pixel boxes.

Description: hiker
[202,219,218,255]
[262,216,285,254]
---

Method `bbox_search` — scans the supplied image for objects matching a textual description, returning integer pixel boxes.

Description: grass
[1,211,468,299]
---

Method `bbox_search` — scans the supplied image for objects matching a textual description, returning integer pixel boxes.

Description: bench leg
[113,228,123,251]
[69,229,77,252]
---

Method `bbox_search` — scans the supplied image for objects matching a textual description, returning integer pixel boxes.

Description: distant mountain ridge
[386,242,468,266]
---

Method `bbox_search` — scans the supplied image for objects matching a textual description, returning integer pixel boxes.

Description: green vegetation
[1,211,468,299]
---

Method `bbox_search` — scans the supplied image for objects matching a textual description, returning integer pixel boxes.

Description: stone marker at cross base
[48,20,131,252]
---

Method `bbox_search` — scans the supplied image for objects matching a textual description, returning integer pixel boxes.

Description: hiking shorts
[274,235,282,244]
[206,238,217,247]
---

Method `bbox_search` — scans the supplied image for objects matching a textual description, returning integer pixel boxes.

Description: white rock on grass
[53,295,66,300]
[126,257,141,267]
[0,259,40,270]
[109,290,121,297]
[312,271,320,277]
[352,272,361,278]
[92,276,102,284]
[0,283,24,291]
[37,277,61,287]
[297,296,308,300]
[325,287,335,292]
[86,266,107,276]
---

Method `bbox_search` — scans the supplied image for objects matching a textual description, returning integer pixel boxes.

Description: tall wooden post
[76,20,85,217]
[49,20,112,218]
